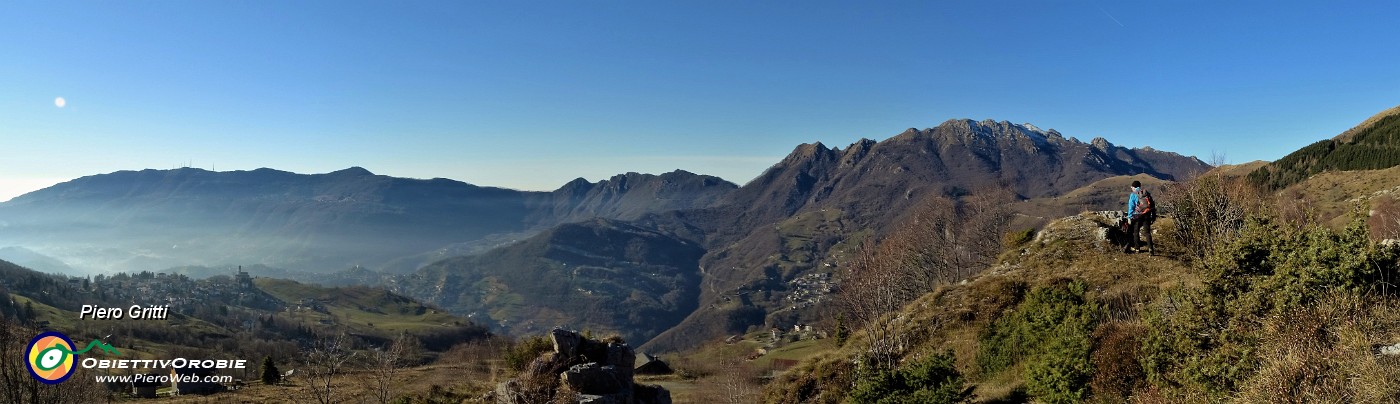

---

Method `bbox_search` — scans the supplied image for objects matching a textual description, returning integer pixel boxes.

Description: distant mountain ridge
[0,167,735,274]
[528,170,735,224]
[394,218,705,345]
[640,119,1210,351]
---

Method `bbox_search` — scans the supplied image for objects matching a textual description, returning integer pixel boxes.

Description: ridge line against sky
[3,1,1399,202]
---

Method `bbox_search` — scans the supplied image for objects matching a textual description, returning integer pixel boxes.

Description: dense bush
[977,279,1097,403]
[1004,228,1036,249]
[847,350,969,404]
[1142,214,1400,400]
[1202,215,1398,316]
[504,335,554,371]
[761,355,855,404]
[1087,322,1145,402]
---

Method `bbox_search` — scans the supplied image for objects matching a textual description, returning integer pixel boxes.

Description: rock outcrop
[495,329,671,404]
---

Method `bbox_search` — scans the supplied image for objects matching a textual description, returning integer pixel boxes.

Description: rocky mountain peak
[781,141,838,166]
[925,118,1059,147]
[841,138,878,164]
[1090,137,1114,151]
[555,177,597,196]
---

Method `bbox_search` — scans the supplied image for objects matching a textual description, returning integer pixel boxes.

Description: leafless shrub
[836,239,919,368]
[890,189,1016,286]
[501,353,569,404]
[835,188,1014,368]
[699,357,761,404]
[1162,173,1268,262]
[367,334,420,404]
[1276,188,1322,230]
[0,315,110,403]
[306,333,358,404]
[441,337,508,382]
[1369,195,1400,241]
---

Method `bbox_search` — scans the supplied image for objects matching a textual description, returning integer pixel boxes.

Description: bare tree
[714,357,760,404]
[0,315,109,403]
[835,189,1014,369]
[835,239,919,369]
[908,189,1015,283]
[306,333,358,404]
[367,334,420,404]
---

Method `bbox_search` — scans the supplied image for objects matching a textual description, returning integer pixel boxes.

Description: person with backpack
[1125,180,1156,255]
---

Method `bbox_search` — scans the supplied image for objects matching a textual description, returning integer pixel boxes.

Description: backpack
[1135,191,1156,220]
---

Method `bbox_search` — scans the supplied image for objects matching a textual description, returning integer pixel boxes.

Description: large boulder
[561,363,627,395]
[552,328,582,357]
[497,329,670,404]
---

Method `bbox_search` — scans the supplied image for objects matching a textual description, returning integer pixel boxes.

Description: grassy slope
[8,276,473,361]
[764,212,1203,402]
[766,196,1400,403]
[1279,164,1400,227]
[906,214,1198,399]
[253,277,467,334]
[1013,174,1172,229]
[1334,104,1400,143]
[9,293,233,360]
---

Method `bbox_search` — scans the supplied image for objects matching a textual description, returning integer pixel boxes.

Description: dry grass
[1089,321,1146,403]
[1281,165,1400,228]
[1205,161,1270,179]
[1014,174,1172,224]
[149,339,513,403]
[767,210,1205,402]
[1235,294,1400,403]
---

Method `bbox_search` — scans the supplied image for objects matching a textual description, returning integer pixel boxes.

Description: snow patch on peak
[1011,122,1050,146]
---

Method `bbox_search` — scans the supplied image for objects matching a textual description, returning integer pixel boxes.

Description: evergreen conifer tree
[260,355,281,386]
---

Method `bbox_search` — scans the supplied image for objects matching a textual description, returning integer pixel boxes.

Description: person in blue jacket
[1125,180,1154,255]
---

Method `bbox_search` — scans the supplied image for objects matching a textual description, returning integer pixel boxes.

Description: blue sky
[2,1,1398,201]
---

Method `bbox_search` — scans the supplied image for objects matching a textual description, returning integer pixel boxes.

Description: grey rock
[553,328,582,358]
[606,343,635,379]
[494,379,522,404]
[562,363,627,395]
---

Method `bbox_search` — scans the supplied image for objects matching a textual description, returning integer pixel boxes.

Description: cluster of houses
[88,267,279,310]
[784,271,835,310]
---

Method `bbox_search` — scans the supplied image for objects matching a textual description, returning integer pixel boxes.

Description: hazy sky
[3,1,1398,202]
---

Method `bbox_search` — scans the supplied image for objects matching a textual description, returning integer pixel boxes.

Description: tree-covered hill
[1250,107,1400,189]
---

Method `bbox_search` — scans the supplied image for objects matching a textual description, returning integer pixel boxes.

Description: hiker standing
[1125,180,1155,255]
